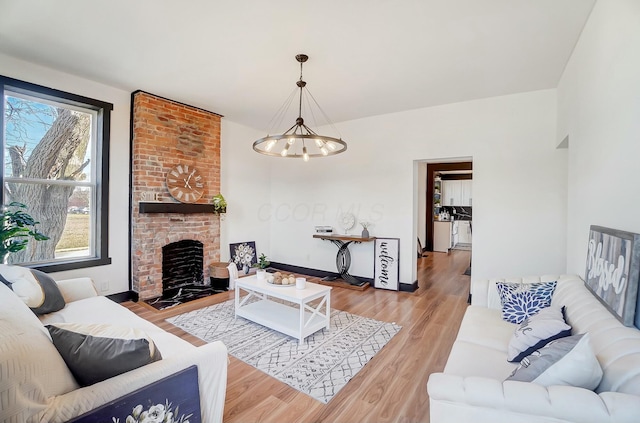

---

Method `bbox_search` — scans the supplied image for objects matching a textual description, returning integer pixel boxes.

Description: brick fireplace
[131,91,222,300]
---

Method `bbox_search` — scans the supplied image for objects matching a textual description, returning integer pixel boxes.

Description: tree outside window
[1,76,112,271]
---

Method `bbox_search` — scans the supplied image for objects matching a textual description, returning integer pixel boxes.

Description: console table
[312,234,376,286]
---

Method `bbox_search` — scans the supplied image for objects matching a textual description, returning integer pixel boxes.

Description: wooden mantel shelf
[139,202,220,214]
[312,234,376,242]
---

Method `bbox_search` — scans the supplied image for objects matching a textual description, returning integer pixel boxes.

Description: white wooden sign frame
[374,238,400,290]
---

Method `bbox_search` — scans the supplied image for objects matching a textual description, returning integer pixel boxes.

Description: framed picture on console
[584,225,640,327]
[374,237,400,291]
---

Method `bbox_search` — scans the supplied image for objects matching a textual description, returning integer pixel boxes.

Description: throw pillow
[0,264,65,314]
[507,305,572,362]
[507,333,603,390]
[46,323,163,386]
[496,281,557,324]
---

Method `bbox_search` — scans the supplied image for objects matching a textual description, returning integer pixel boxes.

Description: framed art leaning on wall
[584,225,640,327]
[374,238,400,290]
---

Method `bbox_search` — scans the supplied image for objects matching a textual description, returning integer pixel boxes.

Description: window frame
[0,75,112,272]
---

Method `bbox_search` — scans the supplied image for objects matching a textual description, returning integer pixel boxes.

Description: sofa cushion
[46,322,163,386]
[0,264,65,314]
[507,305,572,362]
[0,283,79,421]
[497,281,557,324]
[454,306,515,351]
[507,333,603,390]
[39,295,195,358]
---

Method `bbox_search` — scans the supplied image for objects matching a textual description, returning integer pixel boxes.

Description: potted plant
[252,253,270,280]
[212,194,227,215]
[0,202,49,264]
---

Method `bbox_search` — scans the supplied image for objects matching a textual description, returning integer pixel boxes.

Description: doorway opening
[416,159,473,275]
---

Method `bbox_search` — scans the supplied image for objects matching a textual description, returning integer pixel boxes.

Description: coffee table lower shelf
[236,299,328,344]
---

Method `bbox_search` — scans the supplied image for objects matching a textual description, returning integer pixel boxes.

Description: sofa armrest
[427,373,640,423]
[55,277,98,303]
[40,341,228,423]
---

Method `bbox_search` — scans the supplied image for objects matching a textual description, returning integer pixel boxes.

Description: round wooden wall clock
[166,164,205,203]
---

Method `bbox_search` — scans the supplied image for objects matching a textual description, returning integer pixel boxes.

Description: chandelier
[253,54,347,161]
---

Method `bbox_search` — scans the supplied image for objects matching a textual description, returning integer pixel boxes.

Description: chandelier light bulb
[327,142,336,151]
[303,146,309,162]
[281,143,290,157]
[320,146,328,156]
[265,140,276,151]
[287,137,295,145]
[314,138,323,148]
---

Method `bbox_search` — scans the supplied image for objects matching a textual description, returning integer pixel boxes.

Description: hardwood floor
[123,250,471,423]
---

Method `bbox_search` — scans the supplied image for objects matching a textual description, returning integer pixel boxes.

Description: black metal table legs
[328,239,366,286]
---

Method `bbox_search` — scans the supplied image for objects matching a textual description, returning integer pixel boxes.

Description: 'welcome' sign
[374,238,399,290]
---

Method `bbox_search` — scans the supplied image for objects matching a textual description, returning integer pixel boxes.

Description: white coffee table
[234,275,332,344]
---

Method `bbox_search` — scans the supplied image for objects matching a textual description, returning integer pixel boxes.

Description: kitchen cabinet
[434,221,452,252]
[442,180,460,206]
[442,180,472,206]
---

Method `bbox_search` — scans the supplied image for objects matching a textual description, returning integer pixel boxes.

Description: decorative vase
[362,228,370,238]
[242,264,250,274]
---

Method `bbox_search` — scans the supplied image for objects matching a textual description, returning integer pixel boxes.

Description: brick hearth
[131,91,222,300]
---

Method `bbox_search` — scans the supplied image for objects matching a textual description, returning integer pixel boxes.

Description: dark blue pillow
[496,281,557,324]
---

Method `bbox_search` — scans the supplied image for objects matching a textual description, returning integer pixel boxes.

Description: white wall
[219,120,271,262]
[259,89,567,284]
[417,162,427,250]
[0,53,131,294]
[558,0,640,276]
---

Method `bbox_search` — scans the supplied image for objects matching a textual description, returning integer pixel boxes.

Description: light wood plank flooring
[123,249,471,423]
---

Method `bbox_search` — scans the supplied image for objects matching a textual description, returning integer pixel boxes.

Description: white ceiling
[0,0,595,131]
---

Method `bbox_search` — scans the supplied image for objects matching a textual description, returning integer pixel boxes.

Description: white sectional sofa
[427,274,640,423]
[0,276,228,423]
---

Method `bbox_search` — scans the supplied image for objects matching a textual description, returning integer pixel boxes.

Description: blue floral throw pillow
[496,281,557,324]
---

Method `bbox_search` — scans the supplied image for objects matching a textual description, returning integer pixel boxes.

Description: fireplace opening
[162,239,204,291]
[145,239,225,310]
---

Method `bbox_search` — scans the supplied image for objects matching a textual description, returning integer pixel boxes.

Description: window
[1,76,112,271]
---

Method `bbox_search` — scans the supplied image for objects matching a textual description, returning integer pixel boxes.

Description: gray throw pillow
[0,264,65,314]
[507,305,572,362]
[47,323,162,386]
[507,333,603,390]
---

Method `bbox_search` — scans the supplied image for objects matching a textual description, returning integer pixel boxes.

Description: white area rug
[166,299,401,403]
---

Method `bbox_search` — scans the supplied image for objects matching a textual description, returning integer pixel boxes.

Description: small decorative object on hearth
[252,54,347,161]
[360,221,371,238]
[0,202,49,264]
